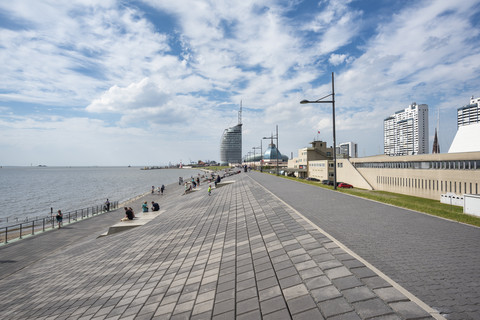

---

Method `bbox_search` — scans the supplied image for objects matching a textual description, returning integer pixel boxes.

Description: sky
[1,0,479,166]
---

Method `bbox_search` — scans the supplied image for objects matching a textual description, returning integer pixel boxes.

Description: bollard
[19,223,23,239]
[32,221,35,235]
[4,227,7,244]
[43,218,45,232]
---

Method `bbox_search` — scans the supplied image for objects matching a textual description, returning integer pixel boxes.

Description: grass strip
[203,166,231,171]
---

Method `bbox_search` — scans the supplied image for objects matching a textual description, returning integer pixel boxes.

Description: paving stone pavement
[0,173,442,319]
[247,171,480,320]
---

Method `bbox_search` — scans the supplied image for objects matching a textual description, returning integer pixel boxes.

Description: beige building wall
[288,141,333,178]
[308,160,330,180]
[336,159,373,190]
[335,152,480,200]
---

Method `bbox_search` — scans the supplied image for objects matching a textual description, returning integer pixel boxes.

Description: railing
[0,201,118,244]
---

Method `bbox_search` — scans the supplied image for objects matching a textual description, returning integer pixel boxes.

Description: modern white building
[384,102,429,156]
[337,142,358,158]
[457,96,480,127]
[449,95,480,153]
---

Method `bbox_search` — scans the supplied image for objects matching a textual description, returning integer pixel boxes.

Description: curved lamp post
[300,72,337,190]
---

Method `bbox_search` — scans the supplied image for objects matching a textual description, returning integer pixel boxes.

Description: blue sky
[1,0,479,166]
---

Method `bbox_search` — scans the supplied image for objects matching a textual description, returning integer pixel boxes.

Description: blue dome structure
[263,143,288,161]
[243,142,288,162]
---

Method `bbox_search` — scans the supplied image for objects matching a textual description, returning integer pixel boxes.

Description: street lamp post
[260,139,263,172]
[263,126,279,175]
[252,146,261,170]
[300,72,337,190]
[247,151,253,167]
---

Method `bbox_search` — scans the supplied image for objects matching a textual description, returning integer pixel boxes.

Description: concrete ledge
[216,181,235,188]
[184,188,199,194]
[99,210,164,237]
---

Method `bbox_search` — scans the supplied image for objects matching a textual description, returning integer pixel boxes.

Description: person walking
[105,199,110,211]
[208,184,212,196]
[160,184,165,195]
[56,210,63,228]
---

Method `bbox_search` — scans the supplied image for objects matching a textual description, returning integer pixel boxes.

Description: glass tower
[220,124,242,165]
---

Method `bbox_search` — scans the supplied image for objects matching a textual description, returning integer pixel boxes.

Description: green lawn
[268,173,480,227]
[203,166,231,171]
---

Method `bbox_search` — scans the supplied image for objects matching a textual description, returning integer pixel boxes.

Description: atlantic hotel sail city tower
[220,105,242,166]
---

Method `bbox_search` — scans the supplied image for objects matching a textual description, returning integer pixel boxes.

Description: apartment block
[384,102,429,156]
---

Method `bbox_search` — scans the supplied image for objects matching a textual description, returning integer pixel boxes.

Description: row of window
[377,176,479,194]
[354,160,480,170]
[310,162,326,167]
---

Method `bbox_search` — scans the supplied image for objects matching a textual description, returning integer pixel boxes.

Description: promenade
[0,171,475,319]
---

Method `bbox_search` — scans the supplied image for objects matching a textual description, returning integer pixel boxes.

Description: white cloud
[328,53,348,66]
[336,1,480,130]
[0,1,172,106]
[1,0,479,165]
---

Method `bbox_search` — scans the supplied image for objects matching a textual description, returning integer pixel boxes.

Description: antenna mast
[238,100,242,125]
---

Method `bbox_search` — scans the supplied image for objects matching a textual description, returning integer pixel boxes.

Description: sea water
[0,166,203,226]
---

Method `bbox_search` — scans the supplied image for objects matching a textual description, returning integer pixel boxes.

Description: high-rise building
[337,142,358,158]
[457,96,480,127]
[384,102,429,156]
[220,104,242,165]
[449,95,480,153]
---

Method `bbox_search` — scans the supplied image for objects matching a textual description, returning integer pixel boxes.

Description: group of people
[182,174,214,196]
[152,185,165,195]
[55,176,219,227]
[141,201,160,212]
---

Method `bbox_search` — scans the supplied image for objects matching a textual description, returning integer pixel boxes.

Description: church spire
[432,128,440,154]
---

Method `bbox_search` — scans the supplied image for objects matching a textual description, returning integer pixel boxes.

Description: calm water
[0,166,203,226]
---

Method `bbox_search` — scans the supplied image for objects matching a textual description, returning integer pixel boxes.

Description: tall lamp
[300,72,337,190]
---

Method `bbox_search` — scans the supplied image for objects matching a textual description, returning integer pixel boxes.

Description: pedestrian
[196,177,200,186]
[151,186,155,194]
[121,207,135,221]
[208,184,212,196]
[56,210,63,228]
[184,182,191,195]
[161,184,165,195]
[151,201,160,211]
[142,201,148,212]
[105,199,110,211]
